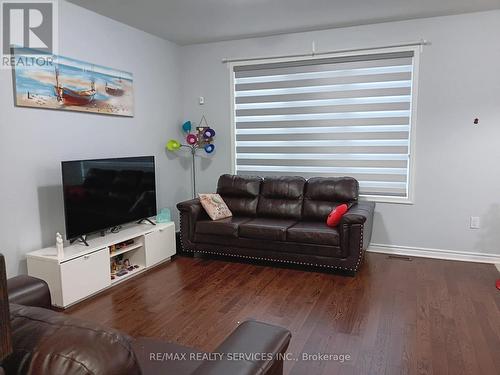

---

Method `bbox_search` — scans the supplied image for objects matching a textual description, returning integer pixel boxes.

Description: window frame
[229,45,420,205]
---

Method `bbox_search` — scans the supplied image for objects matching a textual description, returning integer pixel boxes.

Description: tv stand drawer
[60,248,111,306]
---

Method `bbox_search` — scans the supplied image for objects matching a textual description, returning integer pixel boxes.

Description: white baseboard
[368,243,500,264]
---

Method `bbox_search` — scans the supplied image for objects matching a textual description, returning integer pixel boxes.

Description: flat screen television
[61,156,157,241]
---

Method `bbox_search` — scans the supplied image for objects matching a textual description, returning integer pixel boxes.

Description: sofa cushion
[239,218,298,241]
[287,221,340,246]
[196,217,251,238]
[217,174,262,216]
[303,177,358,221]
[257,176,306,220]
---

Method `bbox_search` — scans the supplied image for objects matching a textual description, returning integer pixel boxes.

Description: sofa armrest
[177,198,203,215]
[4,304,141,375]
[340,201,375,257]
[7,275,52,309]
[341,201,375,226]
[193,357,263,375]
[198,320,291,375]
[177,198,208,247]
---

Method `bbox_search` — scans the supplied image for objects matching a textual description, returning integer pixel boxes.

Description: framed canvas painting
[12,47,134,117]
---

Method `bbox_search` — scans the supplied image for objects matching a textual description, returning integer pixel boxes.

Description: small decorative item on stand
[56,233,64,260]
[166,115,216,198]
[156,208,171,223]
[110,259,117,280]
[116,269,128,277]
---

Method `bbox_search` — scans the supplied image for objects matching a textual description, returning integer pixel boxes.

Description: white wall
[0,1,189,277]
[180,11,500,258]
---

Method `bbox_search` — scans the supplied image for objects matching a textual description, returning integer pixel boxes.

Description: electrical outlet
[199,96,205,105]
[470,216,480,229]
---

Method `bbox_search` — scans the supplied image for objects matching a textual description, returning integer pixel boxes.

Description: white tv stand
[26,220,176,308]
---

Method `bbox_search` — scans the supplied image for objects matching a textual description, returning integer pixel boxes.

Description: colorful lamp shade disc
[203,128,216,139]
[182,121,192,133]
[166,139,181,151]
[186,134,198,145]
[204,144,215,154]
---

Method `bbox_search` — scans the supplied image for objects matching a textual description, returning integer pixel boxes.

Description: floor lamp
[167,116,216,199]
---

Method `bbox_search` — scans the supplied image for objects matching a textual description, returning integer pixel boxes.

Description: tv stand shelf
[111,265,145,285]
[26,220,176,308]
[110,242,143,258]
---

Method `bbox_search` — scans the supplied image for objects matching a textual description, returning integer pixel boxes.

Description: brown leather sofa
[178,175,375,274]
[1,255,291,375]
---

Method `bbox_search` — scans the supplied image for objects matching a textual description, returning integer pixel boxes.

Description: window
[231,47,419,203]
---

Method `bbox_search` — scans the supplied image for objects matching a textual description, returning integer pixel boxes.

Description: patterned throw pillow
[198,193,233,220]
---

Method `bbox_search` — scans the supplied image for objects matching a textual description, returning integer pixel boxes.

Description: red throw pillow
[326,204,348,227]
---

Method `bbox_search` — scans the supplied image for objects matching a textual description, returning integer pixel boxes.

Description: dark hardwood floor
[65,253,500,375]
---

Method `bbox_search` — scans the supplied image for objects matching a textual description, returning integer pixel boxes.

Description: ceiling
[67,0,500,45]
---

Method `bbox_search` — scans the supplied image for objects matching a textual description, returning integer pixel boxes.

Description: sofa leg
[330,269,356,277]
[177,250,195,258]
[175,232,195,258]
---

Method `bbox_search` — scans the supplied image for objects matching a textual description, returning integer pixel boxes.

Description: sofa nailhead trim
[179,215,365,272]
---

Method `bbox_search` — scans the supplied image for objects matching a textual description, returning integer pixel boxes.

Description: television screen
[62,156,157,240]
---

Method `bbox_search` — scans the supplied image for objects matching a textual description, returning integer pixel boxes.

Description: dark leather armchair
[0,255,12,373]
[1,255,291,375]
[178,175,375,274]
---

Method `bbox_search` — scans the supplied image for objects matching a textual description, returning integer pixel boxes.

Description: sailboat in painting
[105,77,124,97]
[54,65,96,106]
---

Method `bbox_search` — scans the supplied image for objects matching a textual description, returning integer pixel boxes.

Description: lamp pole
[180,144,198,199]
[191,146,196,199]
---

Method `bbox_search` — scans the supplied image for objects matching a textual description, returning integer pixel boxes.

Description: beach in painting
[13,48,134,117]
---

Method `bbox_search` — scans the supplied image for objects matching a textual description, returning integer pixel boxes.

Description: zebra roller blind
[233,50,417,199]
